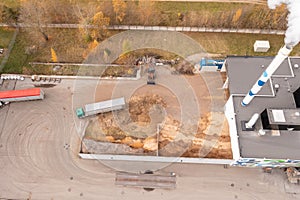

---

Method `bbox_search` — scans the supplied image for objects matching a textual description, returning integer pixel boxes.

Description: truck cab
[76,108,85,118]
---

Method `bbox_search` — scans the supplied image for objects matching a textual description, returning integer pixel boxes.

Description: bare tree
[19,0,76,42]
[137,1,155,25]
[19,0,53,41]
[0,4,19,24]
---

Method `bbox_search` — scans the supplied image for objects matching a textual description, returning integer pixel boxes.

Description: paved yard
[0,77,299,199]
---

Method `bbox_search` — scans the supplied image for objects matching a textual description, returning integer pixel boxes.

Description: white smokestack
[268,0,300,48]
[241,45,292,106]
[241,0,300,106]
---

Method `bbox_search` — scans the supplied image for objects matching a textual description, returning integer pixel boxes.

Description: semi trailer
[76,97,125,118]
[0,88,44,102]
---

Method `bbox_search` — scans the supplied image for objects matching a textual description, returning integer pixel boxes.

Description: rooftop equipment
[254,40,270,52]
[200,58,224,71]
[241,113,260,131]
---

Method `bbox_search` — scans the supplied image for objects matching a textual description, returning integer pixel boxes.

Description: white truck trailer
[76,97,125,118]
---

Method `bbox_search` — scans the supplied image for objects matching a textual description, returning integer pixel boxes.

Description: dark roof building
[225,56,300,167]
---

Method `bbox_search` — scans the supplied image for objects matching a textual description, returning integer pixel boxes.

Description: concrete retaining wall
[79,153,234,164]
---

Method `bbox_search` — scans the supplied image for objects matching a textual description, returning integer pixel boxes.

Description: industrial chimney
[241,45,292,106]
[242,0,300,106]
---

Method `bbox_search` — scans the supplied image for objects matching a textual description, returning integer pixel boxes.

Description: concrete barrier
[190,27,199,32]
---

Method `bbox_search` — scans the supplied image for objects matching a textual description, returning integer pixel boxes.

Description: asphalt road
[0,78,299,200]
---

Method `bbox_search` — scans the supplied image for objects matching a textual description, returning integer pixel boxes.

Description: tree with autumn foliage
[90,11,110,41]
[75,4,110,42]
[112,0,127,23]
[232,8,243,27]
[51,48,58,62]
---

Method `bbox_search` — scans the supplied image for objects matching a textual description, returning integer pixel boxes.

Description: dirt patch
[84,94,166,155]
[113,49,179,65]
[113,50,195,76]
[181,114,232,158]
[83,94,232,159]
[173,60,194,75]
[129,94,167,126]
[131,84,181,121]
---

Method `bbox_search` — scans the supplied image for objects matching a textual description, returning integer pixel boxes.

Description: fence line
[108,25,285,35]
[0,23,285,35]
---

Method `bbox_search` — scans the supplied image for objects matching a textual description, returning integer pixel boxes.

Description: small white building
[254,40,270,52]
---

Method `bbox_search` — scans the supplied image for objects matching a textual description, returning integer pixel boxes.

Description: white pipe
[245,113,260,129]
[258,129,266,136]
[241,45,292,106]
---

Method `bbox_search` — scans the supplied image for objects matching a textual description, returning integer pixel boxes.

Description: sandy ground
[0,78,299,199]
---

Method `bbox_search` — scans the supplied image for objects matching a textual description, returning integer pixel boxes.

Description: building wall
[232,158,300,167]
[224,95,240,160]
